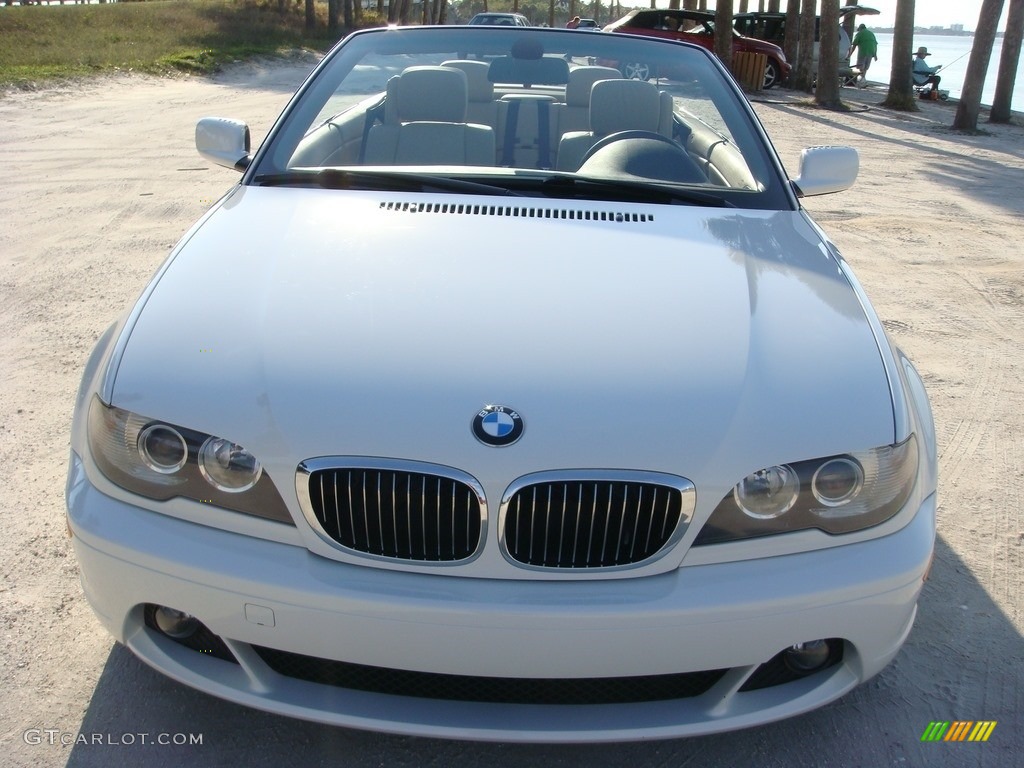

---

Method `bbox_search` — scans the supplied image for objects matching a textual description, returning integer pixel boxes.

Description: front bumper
[67,452,934,742]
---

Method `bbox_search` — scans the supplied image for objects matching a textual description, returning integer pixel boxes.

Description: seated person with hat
[913,47,942,93]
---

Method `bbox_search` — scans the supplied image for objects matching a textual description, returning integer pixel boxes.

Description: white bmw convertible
[66,25,937,742]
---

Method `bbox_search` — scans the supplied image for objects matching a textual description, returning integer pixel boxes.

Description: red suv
[604,9,791,89]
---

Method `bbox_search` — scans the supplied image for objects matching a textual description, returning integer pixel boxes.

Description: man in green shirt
[848,24,879,88]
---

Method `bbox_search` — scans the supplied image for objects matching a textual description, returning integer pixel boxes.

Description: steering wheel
[580,130,680,166]
[578,130,705,184]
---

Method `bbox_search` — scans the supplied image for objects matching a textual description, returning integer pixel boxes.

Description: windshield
[250,27,789,209]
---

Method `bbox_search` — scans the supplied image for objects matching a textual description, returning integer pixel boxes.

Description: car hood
[111,187,894,508]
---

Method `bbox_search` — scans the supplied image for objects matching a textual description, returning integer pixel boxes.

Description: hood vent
[379,200,654,223]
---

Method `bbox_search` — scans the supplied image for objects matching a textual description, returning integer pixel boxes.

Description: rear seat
[498,94,558,169]
[441,60,507,137]
[486,53,568,169]
[551,65,622,138]
[364,62,677,172]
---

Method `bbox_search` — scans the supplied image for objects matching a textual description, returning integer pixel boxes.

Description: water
[870,33,1023,108]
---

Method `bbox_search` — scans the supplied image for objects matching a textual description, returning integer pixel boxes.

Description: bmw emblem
[472,405,524,447]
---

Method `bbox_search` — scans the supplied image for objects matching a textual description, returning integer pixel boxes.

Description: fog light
[783,639,831,673]
[153,606,199,639]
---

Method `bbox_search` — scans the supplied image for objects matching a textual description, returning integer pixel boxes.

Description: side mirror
[791,146,858,197]
[196,117,251,172]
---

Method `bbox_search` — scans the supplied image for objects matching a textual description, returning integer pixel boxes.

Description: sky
[858,1,1010,31]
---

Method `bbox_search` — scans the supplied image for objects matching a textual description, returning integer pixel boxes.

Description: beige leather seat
[363,66,496,167]
[556,79,673,172]
[552,65,623,138]
[441,60,505,133]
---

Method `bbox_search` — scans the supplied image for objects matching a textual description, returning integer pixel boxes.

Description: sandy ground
[1,58,1021,767]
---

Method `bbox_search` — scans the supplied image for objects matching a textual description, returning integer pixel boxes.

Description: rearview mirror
[196,117,251,172]
[792,146,858,197]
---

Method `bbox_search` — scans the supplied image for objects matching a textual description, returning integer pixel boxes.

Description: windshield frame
[244,26,796,211]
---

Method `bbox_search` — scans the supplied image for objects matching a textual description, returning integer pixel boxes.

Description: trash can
[732,52,767,91]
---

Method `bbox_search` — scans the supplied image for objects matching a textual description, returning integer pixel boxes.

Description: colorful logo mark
[921,721,997,742]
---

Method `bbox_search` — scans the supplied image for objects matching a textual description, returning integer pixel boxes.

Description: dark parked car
[733,5,879,82]
[603,9,791,88]
[468,12,531,27]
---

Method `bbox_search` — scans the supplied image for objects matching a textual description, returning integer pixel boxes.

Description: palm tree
[953,0,1005,130]
[990,0,1024,122]
[816,0,842,108]
[841,0,858,42]
[715,0,734,70]
[881,0,917,110]
[793,0,816,92]
[782,0,800,86]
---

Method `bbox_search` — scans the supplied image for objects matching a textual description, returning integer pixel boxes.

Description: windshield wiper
[251,168,522,197]
[536,176,734,207]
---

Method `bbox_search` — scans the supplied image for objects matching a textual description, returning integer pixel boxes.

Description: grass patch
[0,0,352,86]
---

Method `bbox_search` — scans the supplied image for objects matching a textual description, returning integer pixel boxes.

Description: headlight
[695,435,918,545]
[87,396,292,524]
[138,424,189,475]
[733,465,799,519]
[198,437,263,492]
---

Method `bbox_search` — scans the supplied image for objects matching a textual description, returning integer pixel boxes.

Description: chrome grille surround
[296,458,487,564]
[499,470,695,571]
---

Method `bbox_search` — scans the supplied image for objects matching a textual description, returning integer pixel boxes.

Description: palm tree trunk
[841,0,858,41]
[328,0,339,33]
[881,0,917,109]
[792,0,815,92]
[715,0,734,75]
[782,0,800,86]
[816,0,842,107]
[990,0,1023,122]
[954,0,1005,130]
